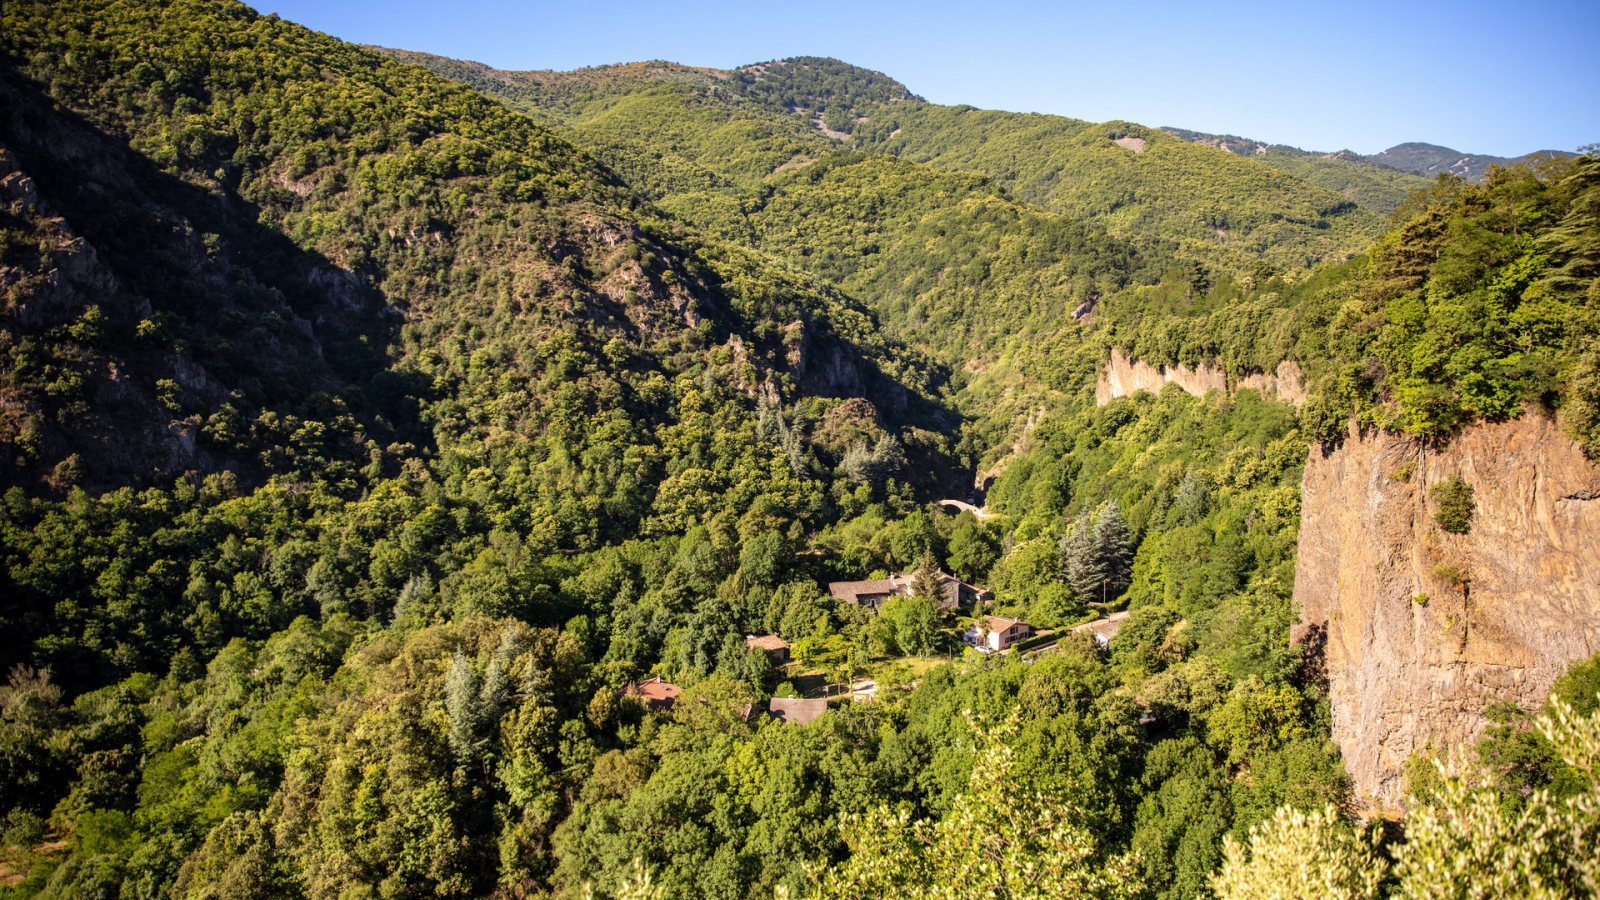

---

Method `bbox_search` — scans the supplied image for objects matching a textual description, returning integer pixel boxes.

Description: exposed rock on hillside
[1293,415,1600,808]
[1095,348,1304,406]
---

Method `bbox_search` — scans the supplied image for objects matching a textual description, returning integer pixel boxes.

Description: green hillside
[1160,127,1434,216]
[371,50,837,197]
[0,0,966,680]
[861,109,1377,270]
[2,5,1598,900]
[730,59,1388,270]
[658,152,1167,362]
[375,48,1175,376]
[1093,157,1600,454]
[1250,147,1431,216]
[380,52,1388,274]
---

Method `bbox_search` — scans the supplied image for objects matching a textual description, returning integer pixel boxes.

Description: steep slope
[1162,126,1432,216]
[370,49,837,200]
[1077,152,1600,811]
[381,53,1388,275]
[736,59,1387,271]
[4,7,1597,899]
[1294,415,1600,808]
[1163,128,1577,194]
[1092,154,1600,456]
[373,48,1178,410]
[657,151,1165,360]
[0,0,961,686]
[852,107,1382,271]
[387,47,1600,526]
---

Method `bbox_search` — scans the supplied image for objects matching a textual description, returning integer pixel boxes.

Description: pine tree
[1094,500,1135,600]
[1060,509,1103,602]
[910,548,945,606]
[841,435,906,492]
[445,649,482,767]
[841,441,875,487]
[392,571,436,624]
[1173,467,1208,525]
[758,397,808,477]
[1061,502,1135,604]
[479,624,519,721]
[1541,154,1600,297]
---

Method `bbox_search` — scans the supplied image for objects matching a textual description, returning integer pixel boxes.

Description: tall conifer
[910,548,945,605]
[1095,500,1135,600]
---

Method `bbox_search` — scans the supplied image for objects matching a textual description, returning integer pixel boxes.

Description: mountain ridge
[373,49,1390,274]
[1162,126,1577,184]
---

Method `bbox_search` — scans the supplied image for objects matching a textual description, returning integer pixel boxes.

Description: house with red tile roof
[966,615,1032,653]
[618,676,681,710]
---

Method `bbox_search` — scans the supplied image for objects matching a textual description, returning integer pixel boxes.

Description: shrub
[1430,477,1476,534]
[1212,804,1385,900]
[1432,564,1471,589]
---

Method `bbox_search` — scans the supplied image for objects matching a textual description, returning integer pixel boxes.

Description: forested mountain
[0,8,964,501]
[1159,127,1432,215]
[376,48,1177,425]
[381,48,1600,465]
[1364,141,1577,182]
[1163,128,1577,192]
[3,4,1599,900]
[375,52,1388,274]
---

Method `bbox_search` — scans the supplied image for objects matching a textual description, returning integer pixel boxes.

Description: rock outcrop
[1095,348,1304,406]
[1293,415,1600,809]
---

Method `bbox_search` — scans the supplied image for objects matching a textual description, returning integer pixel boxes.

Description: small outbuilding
[768,696,829,725]
[745,634,791,664]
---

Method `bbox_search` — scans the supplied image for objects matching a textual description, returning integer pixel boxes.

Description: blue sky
[255,0,1597,157]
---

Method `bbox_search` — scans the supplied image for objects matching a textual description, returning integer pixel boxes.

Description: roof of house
[768,697,829,725]
[620,676,681,707]
[746,634,789,652]
[828,579,899,601]
[830,572,991,606]
[983,615,1026,632]
[951,575,994,598]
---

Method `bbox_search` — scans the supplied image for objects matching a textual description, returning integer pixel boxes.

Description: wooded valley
[2,2,1598,899]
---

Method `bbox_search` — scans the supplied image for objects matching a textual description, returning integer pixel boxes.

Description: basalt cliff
[1095,348,1306,406]
[1293,414,1600,808]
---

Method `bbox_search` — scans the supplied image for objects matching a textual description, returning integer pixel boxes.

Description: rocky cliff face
[1293,415,1600,809]
[1095,348,1304,406]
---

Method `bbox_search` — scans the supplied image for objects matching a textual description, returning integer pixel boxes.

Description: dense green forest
[2,2,1599,899]
[1094,156,1600,455]
[1156,129,1434,217]
[380,50,1600,469]
[382,52,1389,273]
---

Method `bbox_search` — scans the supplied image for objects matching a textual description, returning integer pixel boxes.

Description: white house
[969,615,1031,653]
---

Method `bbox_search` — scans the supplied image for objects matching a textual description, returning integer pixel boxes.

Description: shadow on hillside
[0,67,429,494]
